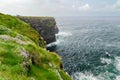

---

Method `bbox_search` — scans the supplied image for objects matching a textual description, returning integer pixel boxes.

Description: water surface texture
[47,17,120,80]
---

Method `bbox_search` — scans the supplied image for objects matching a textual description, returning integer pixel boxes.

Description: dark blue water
[47,17,120,80]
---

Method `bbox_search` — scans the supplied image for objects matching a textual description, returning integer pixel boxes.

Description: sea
[47,16,120,80]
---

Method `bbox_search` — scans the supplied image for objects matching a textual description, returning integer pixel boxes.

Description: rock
[18,17,59,44]
[0,13,72,80]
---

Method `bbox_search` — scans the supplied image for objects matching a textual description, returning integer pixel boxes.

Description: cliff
[0,13,71,80]
[17,16,59,44]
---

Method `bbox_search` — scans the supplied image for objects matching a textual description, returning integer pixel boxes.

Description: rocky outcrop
[0,13,72,80]
[18,16,59,44]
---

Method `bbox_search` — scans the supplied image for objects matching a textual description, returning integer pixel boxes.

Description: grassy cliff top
[17,16,55,20]
[0,13,45,47]
[17,16,56,28]
[0,13,71,80]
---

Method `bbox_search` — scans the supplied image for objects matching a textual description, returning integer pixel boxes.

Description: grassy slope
[0,13,72,80]
[0,13,45,47]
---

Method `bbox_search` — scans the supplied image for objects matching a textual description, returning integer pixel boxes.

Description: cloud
[72,5,75,8]
[104,0,120,11]
[79,4,91,11]
[97,0,120,12]
[0,0,49,16]
[113,0,120,9]
[0,0,119,16]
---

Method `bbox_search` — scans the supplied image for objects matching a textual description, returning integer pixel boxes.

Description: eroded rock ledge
[18,16,59,44]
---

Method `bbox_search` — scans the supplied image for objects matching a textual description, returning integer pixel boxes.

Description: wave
[114,57,120,71]
[47,32,72,47]
[56,32,72,37]
[71,72,97,80]
[47,39,63,47]
[71,56,120,80]
[71,71,120,80]
[116,76,120,80]
[100,58,112,64]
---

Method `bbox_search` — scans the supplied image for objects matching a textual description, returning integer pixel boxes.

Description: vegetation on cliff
[17,16,56,28]
[0,13,71,80]
[17,16,59,44]
[0,13,45,47]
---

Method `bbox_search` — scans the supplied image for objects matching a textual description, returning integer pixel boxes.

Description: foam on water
[71,72,98,80]
[72,70,120,80]
[56,32,72,37]
[114,57,120,71]
[47,32,72,47]
[105,52,111,56]
[100,58,112,64]
[52,17,120,80]
[116,76,120,80]
[47,39,63,47]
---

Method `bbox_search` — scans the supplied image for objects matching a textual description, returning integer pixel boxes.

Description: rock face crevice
[18,17,59,44]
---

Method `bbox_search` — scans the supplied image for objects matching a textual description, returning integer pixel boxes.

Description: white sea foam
[106,44,116,47]
[56,32,72,37]
[47,39,63,47]
[114,57,120,71]
[52,39,64,45]
[72,71,120,80]
[71,72,98,80]
[47,32,71,47]
[116,76,120,80]
[105,52,111,57]
[100,58,112,64]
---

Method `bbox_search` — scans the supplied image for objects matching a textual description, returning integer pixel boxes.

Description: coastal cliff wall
[0,13,71,80]
[18,16,59,44]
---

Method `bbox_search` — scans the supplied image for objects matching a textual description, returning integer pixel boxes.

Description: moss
[0,25,17,37]
[0,13,45,47]
[0,23,71,80]
[59,70,72,80]
[29,65,60,80]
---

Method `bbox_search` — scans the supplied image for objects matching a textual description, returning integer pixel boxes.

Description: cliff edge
[18,16,59,44]
[0,13,71,80]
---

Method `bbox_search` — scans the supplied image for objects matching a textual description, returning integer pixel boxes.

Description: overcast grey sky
[0,0,120,16]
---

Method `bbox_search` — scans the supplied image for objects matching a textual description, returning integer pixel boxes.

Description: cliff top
[17,16,59,44]
[0,13,71,80]
[0,13,43,46]
[17,16,54,20]
[17,16,56,28]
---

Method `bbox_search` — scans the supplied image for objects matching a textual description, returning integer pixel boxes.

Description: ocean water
[47,16,120,80]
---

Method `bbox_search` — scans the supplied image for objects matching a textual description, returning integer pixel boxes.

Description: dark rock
[18,16,59,44]
[60,63,63,69]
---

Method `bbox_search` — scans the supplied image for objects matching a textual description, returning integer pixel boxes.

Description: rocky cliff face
[18,17,59,44]
[0,13,71,80]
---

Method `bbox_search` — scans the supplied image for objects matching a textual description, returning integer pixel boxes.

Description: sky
[0,0,120,16]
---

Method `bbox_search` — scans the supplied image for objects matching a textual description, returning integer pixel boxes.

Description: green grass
[18,16,56,27]
[0,13,45,47]
[0,13,72,80]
